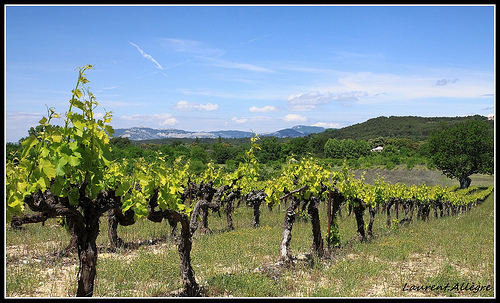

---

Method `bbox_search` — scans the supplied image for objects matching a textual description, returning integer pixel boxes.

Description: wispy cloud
[434,78,458,86]
[120,113,178,126]
[283,114,307,123]
[129,42,164,70]
[101,86,118,90]
[329,70,492,101]
[6,111,64,142]
[173,101,219,111]
[159,38,274,73]
[211,60,276,73]
[228,115,273,126]
[312,122,341,129]
[238,34,272,46]
[159,38,225,58]
[231,117,248,124]
[287,91,366,111]
[249,105,278,113]
[209,59,275,73]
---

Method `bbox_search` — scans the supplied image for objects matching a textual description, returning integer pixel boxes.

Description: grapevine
[6,66,494,297]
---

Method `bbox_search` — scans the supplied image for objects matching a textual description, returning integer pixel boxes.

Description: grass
[5,169,494,297]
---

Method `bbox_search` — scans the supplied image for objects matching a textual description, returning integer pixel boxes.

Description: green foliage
[256,137,284,163]
[428,120,494,188]
[101,114,493,172]
[211,142,237,164]
[283,136,310,156]
[324,138,370,159]
[6,65,116,221]
[325,218,341,247]
[190,145,209,163]
[109,137,133,149]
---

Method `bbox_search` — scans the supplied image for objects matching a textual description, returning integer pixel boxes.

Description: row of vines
[5,66,494,297]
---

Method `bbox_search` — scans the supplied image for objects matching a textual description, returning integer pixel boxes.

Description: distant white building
[370,146,383,152]
[487,113,494,120]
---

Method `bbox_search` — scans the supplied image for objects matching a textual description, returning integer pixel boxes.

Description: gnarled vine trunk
[307,195,323,257]
[24,187,120,297]
[75,207,99,297]
[399,199,414,226]
[386,198,395,228]
[107,207,135,249]
[326,188,343,248]
[147,188,210,296]
[279,185,308,262]
[245,189,267,228]
[306,184,326,257]
[178,212,199,296]
[352,198,366,242]
[366,206,376,237]
[224,189,240,230]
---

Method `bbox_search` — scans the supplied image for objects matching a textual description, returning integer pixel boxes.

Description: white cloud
[312,122,341,129]
[231,117,248,124]
[120,113,178,126]
[173,101,219,111]
[129,42,164,70]
[334,70,492,101]
[287,91,367,111]
[209,59,275,73]
[6,111,52,143]
[283,114,307,123]
[249,105,278,113]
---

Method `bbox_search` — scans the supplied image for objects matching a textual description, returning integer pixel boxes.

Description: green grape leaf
[20,136,38,159]
[68,154,81,167]
[55,157,68,176]
[39,158,56,179]
[115,182,131,197]
[39,117,48,125]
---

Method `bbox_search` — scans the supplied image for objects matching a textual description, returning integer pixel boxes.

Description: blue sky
[5,5,495,143]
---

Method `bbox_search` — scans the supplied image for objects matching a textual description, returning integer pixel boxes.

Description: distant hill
[313,115,492,142]
[113,115,492,143]
[113,125,326,141]
[263,125,326,138]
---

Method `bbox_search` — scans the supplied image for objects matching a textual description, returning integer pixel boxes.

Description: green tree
[123,145,144,158]
[284,137,310,156]
[307,135,328,157]
[109,137,132,149]
[190,145,209,163]
[6,142,22,162]
[211,142,236,164]
[428,120,494,188]
[324,138,343,159]
[324,138,370,159]
[257,137,283,163]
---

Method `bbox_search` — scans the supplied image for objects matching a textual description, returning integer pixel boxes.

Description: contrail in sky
[129,41,164,70]
[239,34,272,46]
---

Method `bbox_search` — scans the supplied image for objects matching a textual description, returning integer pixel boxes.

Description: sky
[4,5,495,143]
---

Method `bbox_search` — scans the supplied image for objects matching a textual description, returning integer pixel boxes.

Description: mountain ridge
[113,125,327,141]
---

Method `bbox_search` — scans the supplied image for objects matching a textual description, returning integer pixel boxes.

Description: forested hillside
[311,115,493,142]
